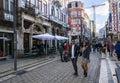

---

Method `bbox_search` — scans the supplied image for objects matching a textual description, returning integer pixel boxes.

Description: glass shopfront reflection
[0,33,13,58]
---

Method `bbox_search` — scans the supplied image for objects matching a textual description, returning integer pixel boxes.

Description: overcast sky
[68,0,109,33]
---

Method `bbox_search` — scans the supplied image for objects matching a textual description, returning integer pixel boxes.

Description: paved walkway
[99,52,119,83]
[0,52,100,83]
[0,54,58,78]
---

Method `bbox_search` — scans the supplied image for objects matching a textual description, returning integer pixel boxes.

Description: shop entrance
[0,33,13,58]
[0,37,10,57]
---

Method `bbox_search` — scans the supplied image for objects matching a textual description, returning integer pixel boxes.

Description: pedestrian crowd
[58,39,120,77]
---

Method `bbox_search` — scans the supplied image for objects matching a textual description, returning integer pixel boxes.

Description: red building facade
[68,1,84,37]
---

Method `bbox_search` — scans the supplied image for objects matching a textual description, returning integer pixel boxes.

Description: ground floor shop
[0,32,13,58]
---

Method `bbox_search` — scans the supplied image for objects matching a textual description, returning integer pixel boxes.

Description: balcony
[21,2,35,16]
[49,15,63,25]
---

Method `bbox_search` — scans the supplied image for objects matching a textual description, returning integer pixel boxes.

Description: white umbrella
[32,33,54,40]
[32,33,54,55]
[55,35,69,40]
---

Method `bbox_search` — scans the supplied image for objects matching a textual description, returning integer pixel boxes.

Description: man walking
[69,40,79,76]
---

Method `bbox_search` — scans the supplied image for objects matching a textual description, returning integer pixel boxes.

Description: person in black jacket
[69,40,79,76]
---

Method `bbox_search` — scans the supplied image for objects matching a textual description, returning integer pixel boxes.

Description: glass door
[0,39,4,57]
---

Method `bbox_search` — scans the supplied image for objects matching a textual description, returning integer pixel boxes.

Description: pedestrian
[115,41,120,61]
[107,42,110,55]
[63,41,69,62]
[58,45,64,62]
[109,42,114,57]
[98,42,102,54]
[81,40,90,77]
[101,42,106,54]
[69,40,79,76]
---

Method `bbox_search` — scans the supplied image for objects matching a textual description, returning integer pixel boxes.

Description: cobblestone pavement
[0,52,100,83]
[0,54,57,77]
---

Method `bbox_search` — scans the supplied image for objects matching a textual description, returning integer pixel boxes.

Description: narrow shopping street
[0,52,101,83]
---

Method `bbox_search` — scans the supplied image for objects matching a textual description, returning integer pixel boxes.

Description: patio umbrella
[32,33,54,55]
[55,35,69,40]
[32,33,54,40]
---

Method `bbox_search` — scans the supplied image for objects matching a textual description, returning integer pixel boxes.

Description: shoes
[61,60,64,62]
[84,71,87,77]
[73,73,78,76]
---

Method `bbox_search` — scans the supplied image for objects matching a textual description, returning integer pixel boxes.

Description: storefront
[0,32,13,58]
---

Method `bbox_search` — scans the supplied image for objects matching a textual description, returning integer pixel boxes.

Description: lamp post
[80,15,83,43]
[13,0,17,71]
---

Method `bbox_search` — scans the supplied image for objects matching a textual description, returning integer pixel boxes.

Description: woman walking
[81,41,91,77]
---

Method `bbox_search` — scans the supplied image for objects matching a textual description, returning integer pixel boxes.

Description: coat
[115,43,120,54]
[69,44,78,59]
[82,46,90,60]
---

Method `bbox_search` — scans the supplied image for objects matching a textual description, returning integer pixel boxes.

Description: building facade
[0,0,68,58]
[108,0,120,41]
[67,1,90,42]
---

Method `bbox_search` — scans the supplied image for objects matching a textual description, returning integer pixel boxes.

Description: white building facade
[0,0,69,57]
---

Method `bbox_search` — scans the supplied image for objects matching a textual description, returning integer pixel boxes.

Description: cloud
[96,23,105,32]
[85,1,109,17]
[85,1,109,33]
[96,2,109,16]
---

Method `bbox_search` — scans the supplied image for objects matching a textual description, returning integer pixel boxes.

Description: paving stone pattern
[0,53,100,83]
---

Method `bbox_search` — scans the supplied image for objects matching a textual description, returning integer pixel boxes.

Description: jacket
[82,46,90,60]
[69,44,78,58]
[115,43,120,54]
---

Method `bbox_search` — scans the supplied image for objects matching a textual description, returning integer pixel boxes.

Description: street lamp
[80,15,83,43]
[13,0,17,71]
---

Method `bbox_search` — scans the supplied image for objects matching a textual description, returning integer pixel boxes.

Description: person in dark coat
[81,41,91,77]
[115,41,120,60]
[59,45,64,62]
[69,40,79,76]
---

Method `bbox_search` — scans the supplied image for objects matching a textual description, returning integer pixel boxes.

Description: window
[51,6,55,16]
[119,3,120,8]
[70,11,77,17]
[38,0,42,12]
[4,0,9,11]
[68,3,71,8]
[71,19,76,24]
[78,2,80,8]
[119,12,120,22]
[61,13,63,21]
[78,11,81,17]
[75,2,78,7]
[72,2,75,8]
[71,19,80,25]
[10,1,13,14]
[43,0,47,15]
[56,9,59,18]
[64,15,66,22]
